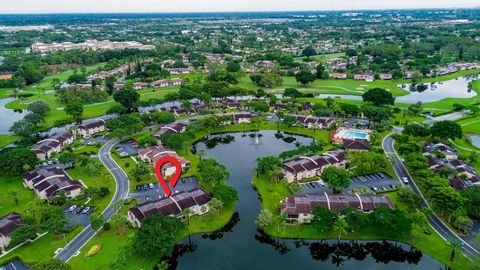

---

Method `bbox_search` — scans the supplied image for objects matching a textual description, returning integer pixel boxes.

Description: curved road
[55,139,129,262]
[383,131,479,259]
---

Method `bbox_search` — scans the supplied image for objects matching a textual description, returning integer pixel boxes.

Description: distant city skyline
[1,0,479,14]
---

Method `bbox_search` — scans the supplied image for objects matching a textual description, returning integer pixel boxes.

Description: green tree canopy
[0,148,38,175]
[133,214,185,257]
[362,88,395,106]
[113,88,140,113]
[430,121,463,140]
[321,167,351,193]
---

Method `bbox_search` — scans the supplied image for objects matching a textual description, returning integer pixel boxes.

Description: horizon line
[0,6,479,16]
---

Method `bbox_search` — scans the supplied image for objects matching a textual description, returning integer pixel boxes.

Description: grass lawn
[0,134,20,148]
[237,76,409,96]
[0,226,84,266]
[456,115,480,134]
[293,53,346,63]
[0,175,35,217]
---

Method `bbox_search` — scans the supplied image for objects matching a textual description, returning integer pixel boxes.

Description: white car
[82,207,91,214]
[68,205,77,212]
[402,177,409,184]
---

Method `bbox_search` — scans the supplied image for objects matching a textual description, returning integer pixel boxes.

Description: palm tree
[197,149,205,161]
[333,216,350,240]
[271,165,283,183]
[208,198,223,217]
[448,239,462,262]
[279,215,288,233]
[182,208,192,226]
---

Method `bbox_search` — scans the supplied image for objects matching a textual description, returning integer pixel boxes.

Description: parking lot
[298,173,400,195]
[129,176,200,203]
[115,140,140,157]
[83,135,109,145]
[0,260,28,270]
[63,205,93,228]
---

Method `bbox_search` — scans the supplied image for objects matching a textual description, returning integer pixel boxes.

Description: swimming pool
[343,130,368,139]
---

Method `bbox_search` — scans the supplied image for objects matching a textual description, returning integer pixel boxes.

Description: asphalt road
[423,110,469,126]
[55,139,129,262]
[383,131,480,259]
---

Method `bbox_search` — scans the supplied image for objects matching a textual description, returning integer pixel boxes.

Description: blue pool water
[343,131,368,139]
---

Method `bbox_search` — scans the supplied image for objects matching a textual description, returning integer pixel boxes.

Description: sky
[1,0,479,14]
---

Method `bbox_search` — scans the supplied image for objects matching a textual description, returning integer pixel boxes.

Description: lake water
[313,74,479,104]
[468,134,480,149]
[164,130,444,270]
[397,74,479,103]
[0,97,27,134]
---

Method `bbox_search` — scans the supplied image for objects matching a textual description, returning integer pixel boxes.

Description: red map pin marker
[154,156,183,198]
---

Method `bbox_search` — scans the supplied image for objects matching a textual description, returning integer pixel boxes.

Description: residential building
[32,40,155,54]
[77,119,106,137]
[169,106,188,116]
[329,73,347,80]
[31,133,76,160]
[423,142,459,160]
[134,82,149,90]
[22,168,84,200]
[0,212,26,251]
[153,122,188,137]
[232,112,253,124]
[127,188,212,227]
[379,73,393,80]
[283,149,347,182]
[139,145,190,176]
[342,139,371,151]
[280,193,394,223]
[295,115,334,129]
[354,74,374,82]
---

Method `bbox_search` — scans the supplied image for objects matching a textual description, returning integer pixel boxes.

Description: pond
[397,74,479,103]
[0,97,27,134]
[311,74,479,104]
[468,134,480,149]
[164,130,444,269]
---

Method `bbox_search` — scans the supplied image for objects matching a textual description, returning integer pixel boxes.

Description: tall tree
[430,121,463,140]
[321,167,351,194]
[333,216,350,240]
[295,69,316,85]
[362,88,395,106]
[113,89,140,113]
[64,102,84,123]
[133,214,185,257]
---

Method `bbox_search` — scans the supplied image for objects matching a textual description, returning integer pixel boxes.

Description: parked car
[149,183,154,189]
[402,177,409,184]
[76,206,85,214]
[68,205,77,212]
[143,184,149,191]
[81,207,91,214]
[145,196,150,201]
